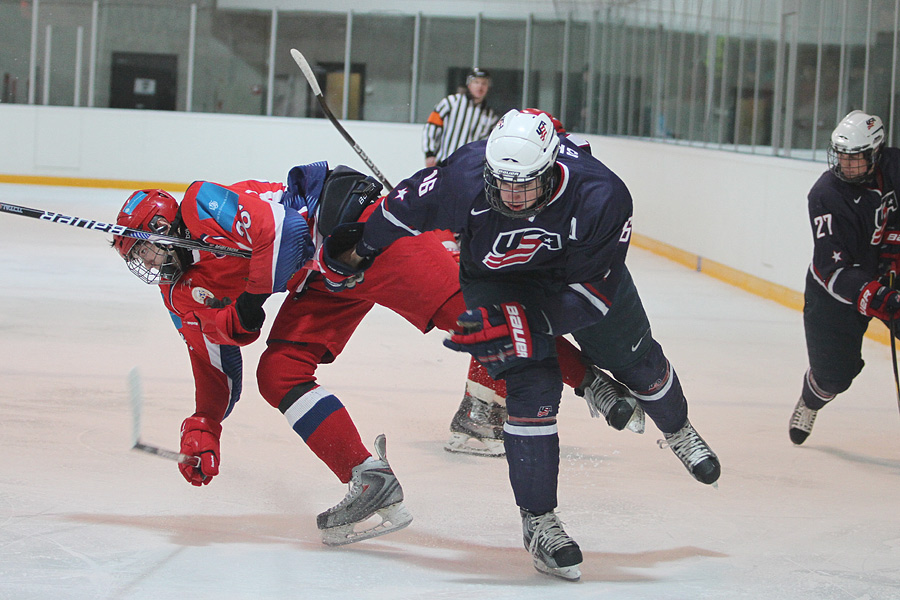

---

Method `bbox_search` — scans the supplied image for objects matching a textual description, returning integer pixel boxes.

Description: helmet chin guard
[484,109,560,219]
[827,110,885,184]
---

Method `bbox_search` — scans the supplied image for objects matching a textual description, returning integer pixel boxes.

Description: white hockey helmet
[827,110,885,183]
[483,109,561,218]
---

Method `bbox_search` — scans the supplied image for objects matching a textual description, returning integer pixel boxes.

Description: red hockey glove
[879,229,900,279]
[443,302,553,378]
[199,292,268,346]
[179,416,222,487]
[316,223,374,292]
[857,281,900,321]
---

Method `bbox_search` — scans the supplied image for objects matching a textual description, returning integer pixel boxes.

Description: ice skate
[520,509,583,581]
[444,393,506,457]
[789,397,818,445]
[577,367,645,433]
[317,434,412,546]
[658,419,720,485]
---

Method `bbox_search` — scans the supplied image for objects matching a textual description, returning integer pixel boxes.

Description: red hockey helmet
[114,189,182,284]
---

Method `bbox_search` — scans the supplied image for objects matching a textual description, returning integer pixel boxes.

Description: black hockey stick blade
[0,201,251,258]
[290,48,394,190]
[128,367,200,468]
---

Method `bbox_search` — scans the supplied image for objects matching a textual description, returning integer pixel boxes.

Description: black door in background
[110,52,177,110]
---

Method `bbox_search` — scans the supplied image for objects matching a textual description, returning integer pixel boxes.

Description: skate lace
[528,513,574,556]
[587,380,619,418]
[657,424,713,466]
[790,401,817,431]
[468,397,491,424]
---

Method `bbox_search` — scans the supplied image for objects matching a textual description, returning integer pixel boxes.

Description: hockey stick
[0,201,251,258]
[290,48,394,190]
[890,274,900,413]
[128,367,200,467]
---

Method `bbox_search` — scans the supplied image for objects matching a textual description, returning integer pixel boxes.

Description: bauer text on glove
[442,302,553,377]
[857,281,900,321]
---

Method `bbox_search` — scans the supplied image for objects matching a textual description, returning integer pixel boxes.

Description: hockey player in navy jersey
[791,110,900,444]
[330,109,720,580]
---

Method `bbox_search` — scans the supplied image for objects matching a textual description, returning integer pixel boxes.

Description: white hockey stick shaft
[290,48,394,190]
[128,368,200,467]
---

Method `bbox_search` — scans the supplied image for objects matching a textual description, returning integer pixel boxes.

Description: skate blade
[444,432,505,457]
[625,405,645,434]
[320,502,413,546]
[533,559,582,581]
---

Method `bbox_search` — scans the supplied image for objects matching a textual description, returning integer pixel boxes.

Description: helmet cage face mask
[124,216,183,285]
[827,110,885,184]
[483,163,558,219]
[484,109,560,219]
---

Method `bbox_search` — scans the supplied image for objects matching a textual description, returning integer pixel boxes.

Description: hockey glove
[316,222,374,292]
[857,281,900,321]
[879,229,900,279]
[200,292,268,346]
[443,302,553,378]
[179,416,222,487]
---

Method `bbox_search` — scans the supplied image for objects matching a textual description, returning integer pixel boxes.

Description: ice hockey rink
[2,182,900,600]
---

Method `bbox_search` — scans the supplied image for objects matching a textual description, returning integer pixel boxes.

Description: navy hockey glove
[316,223,374,292]
[857,281,900,321]
[443,302,553,378]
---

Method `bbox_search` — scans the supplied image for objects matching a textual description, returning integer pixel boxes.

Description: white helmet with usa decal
[827,110,885,183]
[484,109,560,219]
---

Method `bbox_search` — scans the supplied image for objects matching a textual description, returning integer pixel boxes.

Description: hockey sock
[801,369,837,410]
[281,384,371,483]
[466,357,507,405]
[503,421,560,514]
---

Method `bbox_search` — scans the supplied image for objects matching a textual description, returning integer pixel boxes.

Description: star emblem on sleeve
[394,187,408,201]
[832,250,842,263]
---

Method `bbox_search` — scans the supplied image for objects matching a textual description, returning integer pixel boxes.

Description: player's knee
[503,359,563,419]
[257,343,319,408]
[611,340,668,395]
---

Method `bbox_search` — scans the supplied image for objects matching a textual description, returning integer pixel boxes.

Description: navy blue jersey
[359,136,634,334]
[808,147,900,305]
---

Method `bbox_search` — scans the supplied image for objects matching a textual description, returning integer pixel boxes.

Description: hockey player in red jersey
[112,162,641,547]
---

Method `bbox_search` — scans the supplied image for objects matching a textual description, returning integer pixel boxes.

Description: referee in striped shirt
[423,68,499,167]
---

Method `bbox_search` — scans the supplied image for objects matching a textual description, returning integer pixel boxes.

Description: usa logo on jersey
[482,227,562,269]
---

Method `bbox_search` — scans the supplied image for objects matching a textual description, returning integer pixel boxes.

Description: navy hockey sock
[503,421,559,513]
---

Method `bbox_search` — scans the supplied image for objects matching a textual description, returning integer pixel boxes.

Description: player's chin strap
[890,273,900,415]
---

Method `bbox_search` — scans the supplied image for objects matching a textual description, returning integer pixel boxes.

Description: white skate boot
[658,419,720,485]
[578,367,645,433]
[444,393,506,457]
[520,509,583,581]
[317,434,413,545]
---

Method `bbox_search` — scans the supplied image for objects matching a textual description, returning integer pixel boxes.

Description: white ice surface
[2,184,900,600]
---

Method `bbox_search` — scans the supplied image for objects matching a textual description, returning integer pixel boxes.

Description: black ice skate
[444,393,506,457]
[576,367,645,433]
[789,397,818,445]
[317,434,412,546]
[658,419,720,485]
[520,508,583,581]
